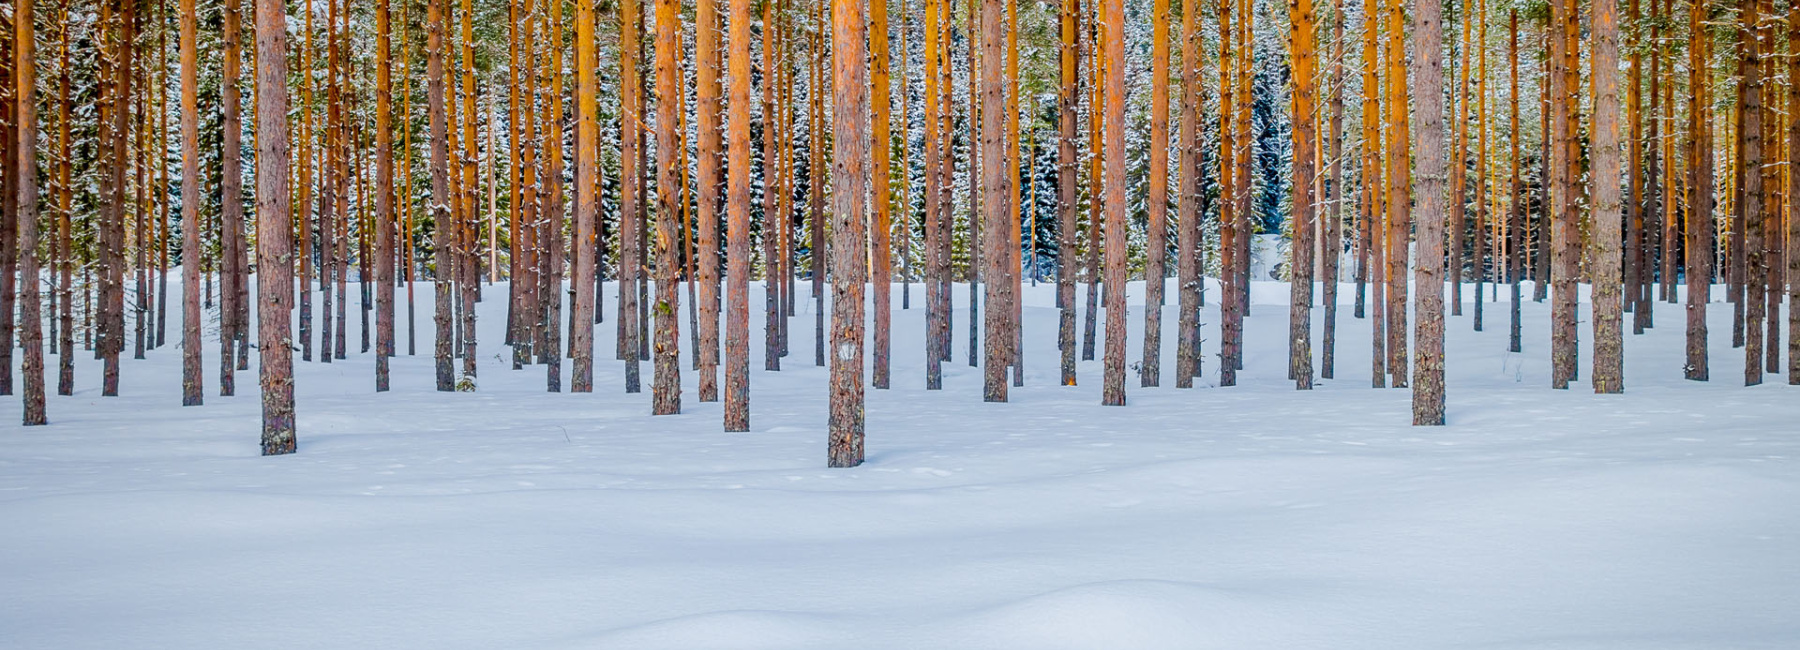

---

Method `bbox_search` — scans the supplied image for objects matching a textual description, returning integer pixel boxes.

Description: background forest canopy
[19,0,1580,283]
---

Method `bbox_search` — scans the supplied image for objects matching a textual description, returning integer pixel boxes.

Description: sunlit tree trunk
[827,0,870,466]
[724,0,752,428]
[1290,0,1317,389]
[1099,0,1126,406]
[1384,0,1410,388]
[651,0,684,414]
[695,0,722,401]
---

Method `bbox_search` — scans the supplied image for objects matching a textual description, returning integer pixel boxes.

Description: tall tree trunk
[724,0,752,428]
[696,0,722,401]
[180,0,204,405]
[1384,0,1410,388]
[762,0,785,372]
[811,7,827,370]
[1788,10,1800,385]
[1054,0,1077,387]
[871,0,893,390]
[1741,0,1765,386]
[1098,0,1126,406]
[15,0,47,424]
[429,0,455,391]
[1590,0,1624,392]
[1081,3,1100,365]
[826,0,870,467]
[220,0,244,395]
[1508,9,1523,353]
[1218,0,1239,386]
[375,0,395,391]
[299,0,316,363]
[572,0,599,392]
[256,0,297,453]
[925,0,945,389]
[1548,0,1577,388]
[539,0,564,390]
[651,0,683,414]
[56,4,75,396]
[1290,0,1317,390]
[1141,0,1169,388]
[1625,0,1645,332]
[619,0,643,391]
[1176,0,1201,387]
[2,0,17,399]
[1406,0,1447,424]
[1320,0,1343,378]
[980,0,1009,401]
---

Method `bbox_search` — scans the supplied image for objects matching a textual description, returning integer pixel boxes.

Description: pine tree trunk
[1548,0,1578,388]
[871,0,894,390]
[1384,0,1410,388]
[1290,0,1317,390]
[1098,0,1126,406]
[180,0,205,405]
[724,0,753,429]
[619,0,643,392]
[375,0,395,391]
[15,0,47,424]
[1788,11,1800,385]
[925,0,945,389]
[56,8,75,396]
[1141,0,1169,388]
[696,0,722,401]
[761,0,784,373]
[429,0,455,391]
[1320,0,1343,379]
[1741,0,1765,386]
[1218,0,1238,386]
[1407,0,1447,424]
[1508,10,1523,354]
[826,0,870,467]
[1589,0,1625,393]
[980,0,1009,401]
[651,0,684,415]
[221,0,246,389]
[255,0,297,454]
[540,0,566,391]
[571,0,598,392]
[1173,0,1200,388]
[2,7,17,400]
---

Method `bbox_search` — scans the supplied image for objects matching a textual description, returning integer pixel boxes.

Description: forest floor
[3,278,1798,649]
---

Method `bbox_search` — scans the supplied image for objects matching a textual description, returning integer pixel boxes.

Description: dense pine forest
[3,0,1798,465]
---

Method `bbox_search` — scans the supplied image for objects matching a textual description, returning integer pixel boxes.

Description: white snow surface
[4,279,1798,649]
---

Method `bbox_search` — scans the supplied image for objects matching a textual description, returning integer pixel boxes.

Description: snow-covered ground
[3,279,1797,649]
